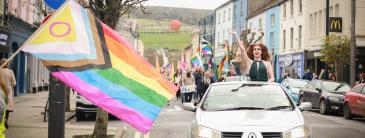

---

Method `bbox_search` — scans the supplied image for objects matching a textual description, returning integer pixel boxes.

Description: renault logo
[329,17,342,32]
[247,132,257,138]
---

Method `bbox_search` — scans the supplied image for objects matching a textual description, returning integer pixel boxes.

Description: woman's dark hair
[247,43,270,61]
[187,72,191,77]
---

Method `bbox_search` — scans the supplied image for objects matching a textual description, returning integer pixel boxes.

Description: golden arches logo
[330,20,341,30]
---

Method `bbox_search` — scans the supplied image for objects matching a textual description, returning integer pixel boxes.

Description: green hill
[140,31,191,49]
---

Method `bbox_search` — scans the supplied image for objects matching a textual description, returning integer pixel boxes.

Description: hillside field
[139,31,191,50]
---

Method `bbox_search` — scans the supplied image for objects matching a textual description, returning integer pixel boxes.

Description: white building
[304,0,365,76]
[276,0,306,78]
[247,11,266,44]
[215,0,234,56]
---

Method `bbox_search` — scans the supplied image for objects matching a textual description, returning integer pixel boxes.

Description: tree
[320,34,350,81]
[85,0,148,137]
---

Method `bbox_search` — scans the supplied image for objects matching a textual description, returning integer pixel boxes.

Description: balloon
[45,0,65,9]
[170,20,181,31]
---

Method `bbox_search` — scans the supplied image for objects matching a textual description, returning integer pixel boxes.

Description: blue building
[233,0,248,38]
[265,3,281,81]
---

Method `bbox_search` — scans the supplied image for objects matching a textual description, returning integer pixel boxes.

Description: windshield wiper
[265,106,293,110]
[215,106,265,111]
[231,84,263,92]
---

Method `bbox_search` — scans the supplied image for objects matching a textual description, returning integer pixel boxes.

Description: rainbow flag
[191,54,203,67]
[21,0,177,133]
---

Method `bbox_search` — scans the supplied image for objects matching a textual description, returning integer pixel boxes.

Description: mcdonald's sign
[329,17,342,32]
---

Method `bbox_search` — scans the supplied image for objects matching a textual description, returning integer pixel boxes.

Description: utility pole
[326,0,330,36]
[350,0,356,86]
[48,75,65,138]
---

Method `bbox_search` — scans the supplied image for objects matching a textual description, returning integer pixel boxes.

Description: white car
[183,81,312,138]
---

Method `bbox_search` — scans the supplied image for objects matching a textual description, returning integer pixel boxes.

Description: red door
[347,85,364,115]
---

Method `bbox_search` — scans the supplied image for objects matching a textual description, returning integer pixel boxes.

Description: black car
[299,80,351,115]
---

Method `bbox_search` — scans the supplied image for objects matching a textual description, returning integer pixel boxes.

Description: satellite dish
[44,0,65,9]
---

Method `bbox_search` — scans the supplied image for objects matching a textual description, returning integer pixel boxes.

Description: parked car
[343,83,365,119]
[183,81,312,138]
[299,80,351,115]
[281,78,309,104]
[76,94,97,121]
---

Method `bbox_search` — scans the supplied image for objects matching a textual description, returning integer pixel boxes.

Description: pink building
[7,0,36,25]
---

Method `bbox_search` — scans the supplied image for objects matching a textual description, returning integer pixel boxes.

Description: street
[4,91,365,138]
[68,98,365,138]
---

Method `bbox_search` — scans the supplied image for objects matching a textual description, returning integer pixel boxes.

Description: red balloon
[170,20,181,31]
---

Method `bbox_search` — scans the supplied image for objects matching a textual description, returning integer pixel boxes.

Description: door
[360,87,365,116]
[312,80,323,107]
[349,85,364,115]
[303,80,316,104]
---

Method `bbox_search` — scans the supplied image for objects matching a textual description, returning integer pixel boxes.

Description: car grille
[222,132,243,138]
[261,132,282,138]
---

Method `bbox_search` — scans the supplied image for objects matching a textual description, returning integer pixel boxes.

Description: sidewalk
[4,91,92,138]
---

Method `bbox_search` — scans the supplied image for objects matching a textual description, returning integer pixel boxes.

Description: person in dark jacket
[302,69,313,81]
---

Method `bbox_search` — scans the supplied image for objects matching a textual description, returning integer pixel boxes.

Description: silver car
[183,81,312,138]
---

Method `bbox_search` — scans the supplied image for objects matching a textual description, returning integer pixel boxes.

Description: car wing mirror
[299,102,312,111]
[315,88,322,93]
[182,103,196,112]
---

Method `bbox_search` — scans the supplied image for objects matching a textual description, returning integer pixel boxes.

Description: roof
[215,0,233,10]
[247,0,285,19]
[212,81,280,86]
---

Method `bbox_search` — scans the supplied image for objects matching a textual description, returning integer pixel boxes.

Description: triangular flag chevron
[22,0,110,71]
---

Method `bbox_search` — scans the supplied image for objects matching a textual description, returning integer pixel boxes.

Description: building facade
[0,0,45,96]
[233,0,248,38]
[265,4,281,81]
[215,0,234,49]
[278,0,306,80]
[304,0,365,82]
[199,13,215,46]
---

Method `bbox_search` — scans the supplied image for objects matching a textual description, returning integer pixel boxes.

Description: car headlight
[328,96,341,103]
[192,126,221,138]
[283,125,310,138]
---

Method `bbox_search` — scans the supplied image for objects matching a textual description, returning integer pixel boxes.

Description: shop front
[305,50,326,78]
[277,52,305,80]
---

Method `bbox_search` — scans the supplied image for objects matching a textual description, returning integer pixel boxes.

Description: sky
[144,0,229,10]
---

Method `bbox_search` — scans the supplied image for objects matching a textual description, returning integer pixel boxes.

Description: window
[223,31,225,42]
[270,14,275,25]
[298,25,302,49]
[283,4,286,19]
[290,0,293,16]
[234,6,237,19]
[218,13,220,24]
[228,8,231,20]
[283,30,286,50]
[314,12,317,37]
[259,18,262,29]
[299,0,303,13]
[223,10,226,22]
[329,6,333,17]
[352,86,364,93]
[335,4,339,16]
[270,32,275,49]
[290,28,293,49]
[249,22,252,30]
[241,0,244,14]
[310,14,313,38]
[319,11,322,35]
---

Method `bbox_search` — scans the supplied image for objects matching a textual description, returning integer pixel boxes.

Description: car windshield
[290,79,308,88]
[322,81,351,92]
[201,84,293,111]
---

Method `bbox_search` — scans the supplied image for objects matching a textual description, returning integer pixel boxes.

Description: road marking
[135,131,149,138]
[135,132,141,138]
[166,105,183,112]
